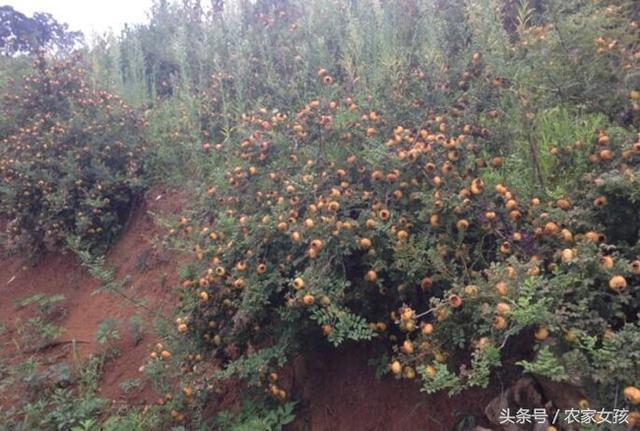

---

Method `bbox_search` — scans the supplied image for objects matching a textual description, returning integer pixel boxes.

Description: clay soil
[0,186,500,430]
[0,186,187,409]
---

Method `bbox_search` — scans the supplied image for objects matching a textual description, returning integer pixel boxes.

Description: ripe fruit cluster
[0,55,147,253]
[167,59,640,410]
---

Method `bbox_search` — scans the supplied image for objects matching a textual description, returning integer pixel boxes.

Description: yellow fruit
[401,308,414,321]
[500,242,511,254]
[609,275,627,292]
[403,320,416,332]
[625,386,640,404]
[293,277,305,290]
[403,366,416,379]
[319,295,331,306]
[390,360,402,375]
[429,213,439,226]
[560,229,573,242]
[463,285,478,296]
[585,231,601,242]
[564,330,577,344]
[423,365,437,378]
[421,323,434,335]
[600,255,614,269]
[544,222,559,235]
[276,389,287,400]
[534,326,549,341]
[269,383,280,397]
[495,302,512,315]
[556,198,571,210]
[628,411,640,427]
[401,340,414,354]
[561,248,574,262]
[495,281,508,296]
[493,315,507,330]
[378,209,390,221]
[435,307,448,322]
[178,323,188,333]
[310,239,324,250]
[365,270,378,282]
[456,219,469,231]
[476,337,491,350]
[359,238,372,248]
[470,178,484,194]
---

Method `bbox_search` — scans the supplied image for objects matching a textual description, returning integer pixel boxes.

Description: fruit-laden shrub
[0,54,147,253]
[162,66,640,416]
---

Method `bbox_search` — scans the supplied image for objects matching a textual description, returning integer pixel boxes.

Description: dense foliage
[149,0,640,426]
[0,6,82,56]
[2,0,640,429]
[0,55,147,253]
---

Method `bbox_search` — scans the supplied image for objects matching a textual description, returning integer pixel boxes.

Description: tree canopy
[0,5,83,56]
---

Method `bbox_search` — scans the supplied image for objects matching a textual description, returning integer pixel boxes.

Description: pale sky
[2,0,154,38]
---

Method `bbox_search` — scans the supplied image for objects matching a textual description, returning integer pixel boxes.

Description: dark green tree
[0,5,83,56]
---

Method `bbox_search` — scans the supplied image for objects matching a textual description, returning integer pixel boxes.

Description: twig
[23,339,90,354]
[414,307,436,319]
[499,334,510,350]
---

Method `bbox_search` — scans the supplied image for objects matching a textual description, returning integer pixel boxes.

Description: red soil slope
[0,186,501,430]
[284,346,497,431]
[0,186,187,408]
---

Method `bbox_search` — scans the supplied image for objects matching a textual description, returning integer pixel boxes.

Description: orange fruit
[609,275,627,292]
[534,326,549,341]
[365,270,378,282]
[293,277,305,290]
[495,281,508,296]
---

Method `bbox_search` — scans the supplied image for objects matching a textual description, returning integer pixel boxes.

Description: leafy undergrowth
[159,90,640,428]
[0,187,188,430]
[0,55,147,256]
[1,0,640,430]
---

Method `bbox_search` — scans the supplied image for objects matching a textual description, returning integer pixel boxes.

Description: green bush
[0,54,147,254]
[103,0,640,427]
[164,82,640,411]
[2,0,640,428]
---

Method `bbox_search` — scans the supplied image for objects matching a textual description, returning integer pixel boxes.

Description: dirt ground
[0,185,186,408]
[0,186,501,430]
